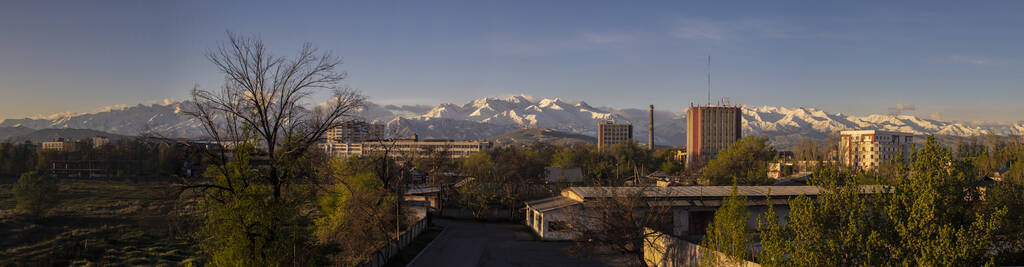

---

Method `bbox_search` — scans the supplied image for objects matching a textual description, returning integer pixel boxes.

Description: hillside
[6,128,128,143]
[0,126,37,142]
[491,128,597,147]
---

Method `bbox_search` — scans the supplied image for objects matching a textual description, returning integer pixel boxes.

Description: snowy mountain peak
[2,95,1021,146]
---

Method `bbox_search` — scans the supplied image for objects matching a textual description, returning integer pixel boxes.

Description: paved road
[408,218,614,267]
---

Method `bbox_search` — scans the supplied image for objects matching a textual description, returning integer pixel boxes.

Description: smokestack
[648,104,654,150]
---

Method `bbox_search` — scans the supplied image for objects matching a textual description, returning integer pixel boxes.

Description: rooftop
[563,185,887,202]
[524,196,580,212]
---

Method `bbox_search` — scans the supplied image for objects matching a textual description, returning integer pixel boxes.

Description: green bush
[13,171,59,219]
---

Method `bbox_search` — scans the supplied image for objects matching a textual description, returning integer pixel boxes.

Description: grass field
[0,177,199,265]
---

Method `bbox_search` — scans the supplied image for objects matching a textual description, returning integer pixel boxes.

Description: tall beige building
[839,130,914,169]
[686,105,742,168]
[597,121,633,151]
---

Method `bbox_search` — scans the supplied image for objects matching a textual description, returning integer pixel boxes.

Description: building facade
[839,130,914,170]
[685,106,742,168]
[597,121,633,151]
[326,120,385,143]
[92,136,110,148]
[524,185,885,241]
[361,139,489,159]
[41,138,77,152]
[323,137,489,159]
[321,120,386,157]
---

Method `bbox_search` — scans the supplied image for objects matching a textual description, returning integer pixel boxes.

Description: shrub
[13,171,59,220]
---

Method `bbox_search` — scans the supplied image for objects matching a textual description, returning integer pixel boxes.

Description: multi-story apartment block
[326,120,385,143]
[597,121,633,151]
[322,120,385,157]
[686,105,742,168]
[839,130,914,169]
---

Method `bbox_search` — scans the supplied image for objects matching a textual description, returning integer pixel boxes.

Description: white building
[839,130,914,170]
[92,136,111,148]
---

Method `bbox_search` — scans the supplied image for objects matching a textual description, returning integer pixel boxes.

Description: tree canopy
[702,136,775,185]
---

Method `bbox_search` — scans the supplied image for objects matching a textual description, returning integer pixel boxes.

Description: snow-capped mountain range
[2,95,1022,147]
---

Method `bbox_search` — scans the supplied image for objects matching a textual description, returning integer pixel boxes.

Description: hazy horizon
[2,1,1023,122]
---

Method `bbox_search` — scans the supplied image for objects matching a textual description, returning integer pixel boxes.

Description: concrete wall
[670,205,790,237]
[643,228,760,267]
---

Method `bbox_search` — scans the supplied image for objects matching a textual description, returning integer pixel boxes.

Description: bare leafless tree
[181,32,365,198]
[176,32,365,264]
[566,187,673,267]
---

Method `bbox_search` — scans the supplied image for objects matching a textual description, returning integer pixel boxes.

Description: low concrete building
[323,137,489,159]
[525,185,885,241]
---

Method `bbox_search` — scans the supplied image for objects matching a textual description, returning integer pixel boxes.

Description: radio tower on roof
[707,55,711,105]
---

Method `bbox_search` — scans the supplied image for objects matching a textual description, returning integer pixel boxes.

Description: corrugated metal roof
[567,185,887,200]
[525,196,581,212]
[405,186,441,195]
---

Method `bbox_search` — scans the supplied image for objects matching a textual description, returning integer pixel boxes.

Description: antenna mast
[707,55,711,105]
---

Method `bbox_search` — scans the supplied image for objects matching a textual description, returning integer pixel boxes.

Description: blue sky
[1,0,1022,122]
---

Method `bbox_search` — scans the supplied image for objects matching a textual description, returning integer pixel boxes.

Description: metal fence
[355,218,429,267]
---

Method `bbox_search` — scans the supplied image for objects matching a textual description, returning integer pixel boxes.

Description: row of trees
[0,138,196,178]
[550,141,684,185]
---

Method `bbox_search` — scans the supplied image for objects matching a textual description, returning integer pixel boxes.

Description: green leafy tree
[758,136,1006,266]
[458,152,498,218]
[758,166,890,266]
[550,148,581,169]
[982,181,1024,263]
[702,136,775,185]
[1006,159,1024,185]
[701,186,751,266]
[456,179,494,219]
[315,157,404,265]
[197,144,330,266]
[461,151,497,180]
[885,136,1003,265]
[651,148,683,175]
[13,171,59,220]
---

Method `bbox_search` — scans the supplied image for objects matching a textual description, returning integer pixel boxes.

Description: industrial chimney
[648,104,654,150]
